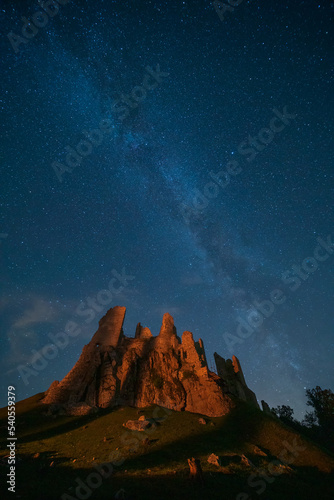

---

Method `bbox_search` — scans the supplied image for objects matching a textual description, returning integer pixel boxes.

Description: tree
[301,411,317,428]
[271,404,295,423]
[305,386,334,431]
[303,386,334,452]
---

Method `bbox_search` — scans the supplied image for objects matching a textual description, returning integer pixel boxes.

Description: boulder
[253,445,267,456]
[207,453,221,466]
[123,419,151,431]
[240,454,254,467]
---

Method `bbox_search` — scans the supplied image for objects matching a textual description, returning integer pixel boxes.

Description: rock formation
[214,352,258,407]
[261,400,272,414]
[43,306,259,417]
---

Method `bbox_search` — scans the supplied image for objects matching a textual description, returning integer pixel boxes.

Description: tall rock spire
[43,307,259,417]
[155,312,178,350]
[214,352,259,408]
[90,306,126,347]
[159,312,176,336]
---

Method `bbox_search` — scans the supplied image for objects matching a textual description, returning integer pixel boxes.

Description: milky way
[1,0,333,418]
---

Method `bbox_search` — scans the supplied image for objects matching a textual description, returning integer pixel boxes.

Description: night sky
[1,0,333,418]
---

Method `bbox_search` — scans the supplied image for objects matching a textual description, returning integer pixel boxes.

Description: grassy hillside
[1,394,333,500]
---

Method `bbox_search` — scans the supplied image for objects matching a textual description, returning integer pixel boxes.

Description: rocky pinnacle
[43,306,259,417]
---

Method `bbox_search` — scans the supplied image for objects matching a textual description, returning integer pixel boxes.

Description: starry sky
[1,0,333,418]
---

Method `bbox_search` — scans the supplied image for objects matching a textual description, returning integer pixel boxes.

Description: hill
[1,393,333,500]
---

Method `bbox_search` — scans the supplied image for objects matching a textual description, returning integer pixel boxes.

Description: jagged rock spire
[90,306,126,347]
[214,352,258,407]
[159,312,176,336]
[43,307,259,417]
[155,312,178,350]
[135,322,152,339]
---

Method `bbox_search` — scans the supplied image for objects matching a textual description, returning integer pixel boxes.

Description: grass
[0,394,334,499]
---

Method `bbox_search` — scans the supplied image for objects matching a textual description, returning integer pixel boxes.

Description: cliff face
[43,306,258,417]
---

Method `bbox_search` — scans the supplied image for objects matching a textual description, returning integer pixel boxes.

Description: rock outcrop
[43,306,259,417]
[214,352,258,406]
[123,418,151,431]
[207,453,222,467]
[261,400,272,414]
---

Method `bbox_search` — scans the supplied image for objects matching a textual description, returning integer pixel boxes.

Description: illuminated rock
[43,306,259,417]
